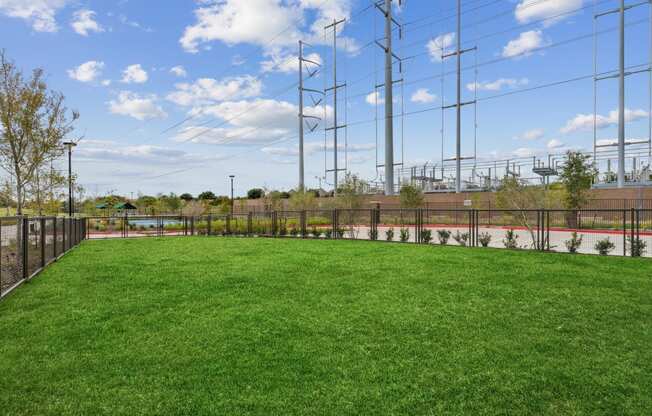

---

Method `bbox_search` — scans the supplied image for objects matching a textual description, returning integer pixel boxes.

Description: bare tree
[0,51,79,214]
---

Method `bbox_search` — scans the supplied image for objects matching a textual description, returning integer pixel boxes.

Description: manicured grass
[1,238,651,415]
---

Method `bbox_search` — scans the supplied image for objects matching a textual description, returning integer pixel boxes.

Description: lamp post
[229,175,235,215]
[63,141,77,217]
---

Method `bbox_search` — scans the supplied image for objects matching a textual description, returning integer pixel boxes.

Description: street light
[62,141,77,217]
[229,175,235,215]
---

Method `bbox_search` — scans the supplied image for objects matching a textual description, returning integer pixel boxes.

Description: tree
[180,193,194,201]
[160,193,182,213]
[247,188,264,199]
[559,151,597,210]
[289,190,317,210]
[399,184,424,208]
[495,177,562,248]
[198,191,216,201]
[335,174,367,209]
[182,200,206,216]
[26,166,66,215]
[0,51,79,214]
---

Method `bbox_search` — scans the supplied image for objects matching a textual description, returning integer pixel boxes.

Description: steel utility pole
[63,141,77,216]
[324,19,347,193]
[617,0,626,188]
[441,0,476,193]
[373,0,403,195]
[384,0,395,196]
[299,40,305,191]
[594,0,650,187]
[455,0,462,193]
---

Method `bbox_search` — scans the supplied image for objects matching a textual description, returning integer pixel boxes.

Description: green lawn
[1,238,651,415]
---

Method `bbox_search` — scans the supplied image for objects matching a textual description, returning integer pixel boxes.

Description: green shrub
[503,230,519,249]
[385,228,395,241]
[324,229,333,239]
[289,228,299,237]
[368,229,378,241]
[437,229,451,245]
[627,236,647,257]
[453,231,469,247]
[564,232,583,254]
[595,238,615,256]
[311,227,322,238]
[420,229,432,244]
[479,232,492,247]
[336,228,345,239]
[399,228,410,243]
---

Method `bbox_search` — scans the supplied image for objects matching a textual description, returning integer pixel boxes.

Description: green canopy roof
[96,203,108,209]
[115,202,137,210]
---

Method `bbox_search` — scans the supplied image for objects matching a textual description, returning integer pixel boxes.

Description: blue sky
[1,0,651,197]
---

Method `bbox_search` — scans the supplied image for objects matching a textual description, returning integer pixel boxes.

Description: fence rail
[1,217,86,300]
[84,209,652,258]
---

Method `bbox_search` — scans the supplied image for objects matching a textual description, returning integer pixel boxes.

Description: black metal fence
[0,217,86,299]
[85,209,652,258]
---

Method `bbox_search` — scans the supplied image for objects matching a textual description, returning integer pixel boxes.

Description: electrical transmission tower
[324,18,348,192]
[298,40,323,191]
[441,0,477,193]
[593,0,652,188]
[373,0,404,196]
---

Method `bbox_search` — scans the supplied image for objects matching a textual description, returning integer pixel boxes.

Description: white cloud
[121,64,148,84]
[427,32,455,62]
[515,0,583,27]
[170,66,188,78]
[365,91,384,106]
[101,79,112,86]
[467,78,529,92]
[76,140,222,165]
[71,9,103,36]
[173,99,332,146]
[512,147,538,158]
[261,49,322,74]
[502,30,545,58]
[561,108,649,134]
[0,0,69,32]
[411,88,436,104]
[515,128,544,141]
[167,76,263,107]
[547,139,564,150]
[108,91,167,120]
[179,0,356,53]
[67,60,104,83]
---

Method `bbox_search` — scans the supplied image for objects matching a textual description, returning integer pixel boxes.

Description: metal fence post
[623,209,627,256]
[546,210,550,251]
[191,216,195,236]
[247,212,253,236]
[53,217,57,257]
[21,217,28,280]
[207,215,212,236]
[301,211,307,238]
[226,215,231,235]
[630,208,635,257]
[416,209,422,244]
[40,218,46,268]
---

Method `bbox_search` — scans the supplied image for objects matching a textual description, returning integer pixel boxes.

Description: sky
[1,0,651,197]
